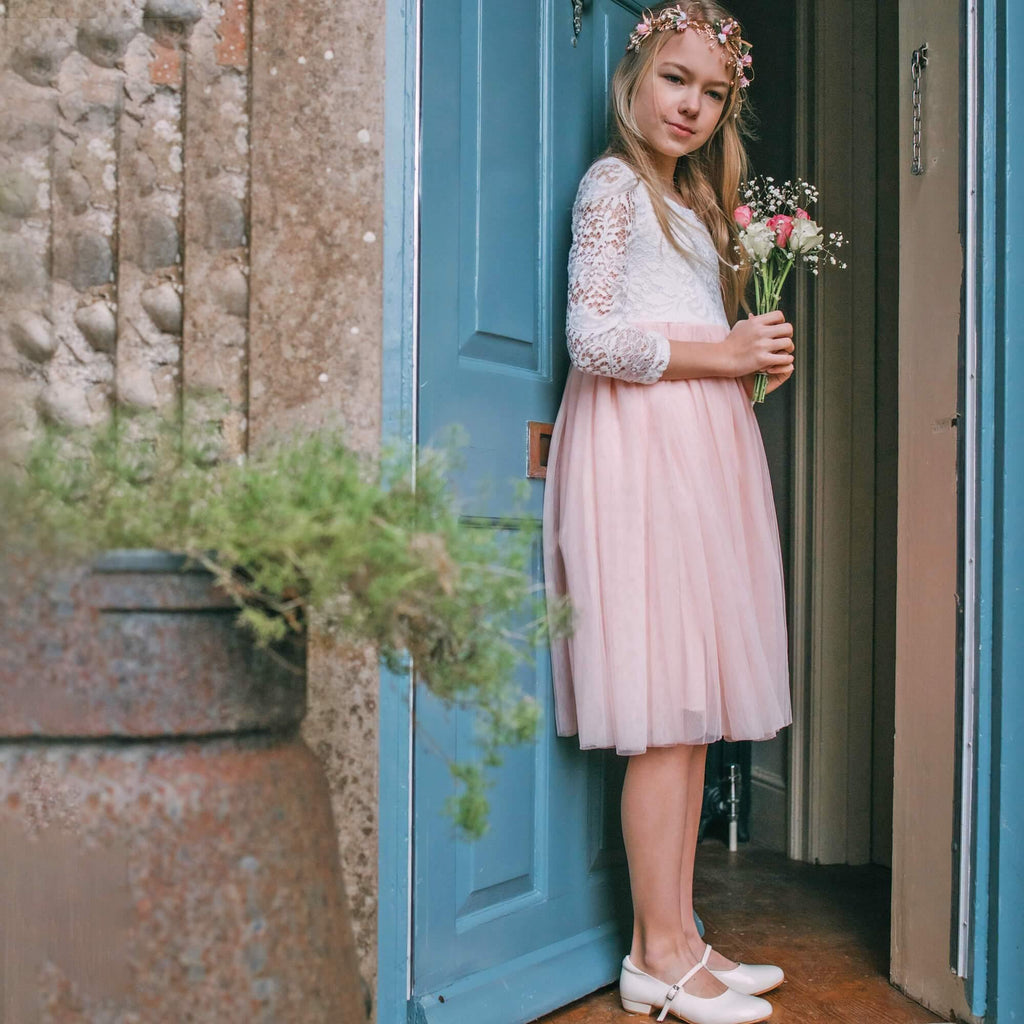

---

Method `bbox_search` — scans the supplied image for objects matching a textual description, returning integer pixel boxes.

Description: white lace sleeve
[565,159,671,384]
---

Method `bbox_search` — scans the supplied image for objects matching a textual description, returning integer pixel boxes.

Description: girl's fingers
[764,364,795,396]
[756,344,794,366]
[770,366,795,393]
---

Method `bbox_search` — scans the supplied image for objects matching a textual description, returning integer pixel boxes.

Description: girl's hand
[740,363,795,400]
[723,311,795,379]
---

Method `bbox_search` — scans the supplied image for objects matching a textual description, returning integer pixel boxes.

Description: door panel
[414,1,641,1019]
[456,7,543,370]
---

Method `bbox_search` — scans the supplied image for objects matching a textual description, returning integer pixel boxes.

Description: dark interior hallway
[537,843,947,1023]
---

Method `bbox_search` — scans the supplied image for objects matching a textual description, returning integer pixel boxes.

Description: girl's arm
[565,163,671,384]
[660,311,795,382]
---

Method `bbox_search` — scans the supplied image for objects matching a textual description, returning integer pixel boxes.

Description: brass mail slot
[527,421,554,479]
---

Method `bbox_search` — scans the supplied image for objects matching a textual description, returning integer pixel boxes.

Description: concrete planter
[0,550,367,1023]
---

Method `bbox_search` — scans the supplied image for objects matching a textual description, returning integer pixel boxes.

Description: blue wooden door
[413,2,643,1020]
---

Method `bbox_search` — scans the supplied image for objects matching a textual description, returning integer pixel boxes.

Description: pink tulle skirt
[542,322,792,754]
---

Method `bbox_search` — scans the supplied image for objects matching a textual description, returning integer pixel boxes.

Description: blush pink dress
[543,155,792,754]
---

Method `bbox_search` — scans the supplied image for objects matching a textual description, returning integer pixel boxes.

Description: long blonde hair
[605,0,755,321]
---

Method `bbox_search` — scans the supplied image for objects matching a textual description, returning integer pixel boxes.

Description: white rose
[740,221,774,261]
[788,217,824,254]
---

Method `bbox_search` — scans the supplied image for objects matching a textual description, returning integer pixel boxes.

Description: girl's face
[631,28,733,178]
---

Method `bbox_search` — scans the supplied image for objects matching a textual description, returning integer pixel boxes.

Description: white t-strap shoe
[705,943,785,996]
[619,944,773,1024]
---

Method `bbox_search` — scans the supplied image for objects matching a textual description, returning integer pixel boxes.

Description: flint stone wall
[0,0,384,1008]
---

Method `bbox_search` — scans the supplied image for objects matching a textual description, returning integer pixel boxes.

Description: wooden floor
[538,842,948,1024]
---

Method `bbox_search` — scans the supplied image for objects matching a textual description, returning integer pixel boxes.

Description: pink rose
[795,207,811,220]
[767,213,794,247]
[635,21,651,36]
[734,204,753,228]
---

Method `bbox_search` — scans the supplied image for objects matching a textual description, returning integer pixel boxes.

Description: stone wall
[0,0,384,1006]
[1,0,250,447]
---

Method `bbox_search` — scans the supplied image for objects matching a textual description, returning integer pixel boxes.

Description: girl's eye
[664,74,682,84]
[708,90,725,102]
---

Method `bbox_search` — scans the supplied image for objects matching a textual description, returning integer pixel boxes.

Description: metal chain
[571,0,583,46]
[911,43,929,175]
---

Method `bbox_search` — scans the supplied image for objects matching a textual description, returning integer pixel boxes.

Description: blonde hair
[605,0,755,322]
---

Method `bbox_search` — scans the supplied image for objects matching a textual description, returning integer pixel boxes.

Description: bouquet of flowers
[735,176,848,403]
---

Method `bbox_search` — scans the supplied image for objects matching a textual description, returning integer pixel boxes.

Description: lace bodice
[565,155,730,384]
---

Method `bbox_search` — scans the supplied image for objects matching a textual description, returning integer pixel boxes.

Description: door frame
[966,0,1024,1018]
[377,0,420,1019]
[381,2,1024,1020]
[379,0,898,1017]
[379,0,881,1014]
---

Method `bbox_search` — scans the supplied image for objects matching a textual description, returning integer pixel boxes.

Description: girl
[542,4,794,1023]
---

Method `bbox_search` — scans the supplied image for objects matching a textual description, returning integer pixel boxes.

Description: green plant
[1,406,571,839]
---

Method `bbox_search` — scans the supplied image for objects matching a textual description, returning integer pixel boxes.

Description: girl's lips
[667,122,695,137]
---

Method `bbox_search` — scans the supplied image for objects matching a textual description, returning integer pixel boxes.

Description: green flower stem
[752,368,769,404]
[750,253,796,404]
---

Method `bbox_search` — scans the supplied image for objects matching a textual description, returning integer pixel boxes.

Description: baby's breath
[737,174,848,275]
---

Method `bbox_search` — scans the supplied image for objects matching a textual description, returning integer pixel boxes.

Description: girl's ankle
[630,941,693,976]
[679,931,706,956]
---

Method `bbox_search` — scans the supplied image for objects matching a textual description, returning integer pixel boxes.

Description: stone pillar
[249,0,384,999]
[1,0,386,1004]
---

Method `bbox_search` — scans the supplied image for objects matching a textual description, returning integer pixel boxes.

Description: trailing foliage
[1,407,571,839]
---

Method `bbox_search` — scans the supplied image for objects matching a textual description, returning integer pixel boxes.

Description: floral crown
[626,6,753,90]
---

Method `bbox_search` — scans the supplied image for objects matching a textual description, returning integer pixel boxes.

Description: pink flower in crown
[767,213,795,247]
[795,207,811,220]
[635,20,651,38]
[734,204,753,228]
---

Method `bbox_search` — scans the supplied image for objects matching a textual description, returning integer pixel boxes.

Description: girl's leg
[677,745,739,971]
[622,744,727,998]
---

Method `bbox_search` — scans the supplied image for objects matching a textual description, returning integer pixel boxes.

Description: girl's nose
[678,86,700,115]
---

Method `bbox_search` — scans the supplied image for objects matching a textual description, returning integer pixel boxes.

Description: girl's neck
[651,152,679,197]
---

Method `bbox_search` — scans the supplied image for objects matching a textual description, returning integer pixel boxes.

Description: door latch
[911,43,929,175]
